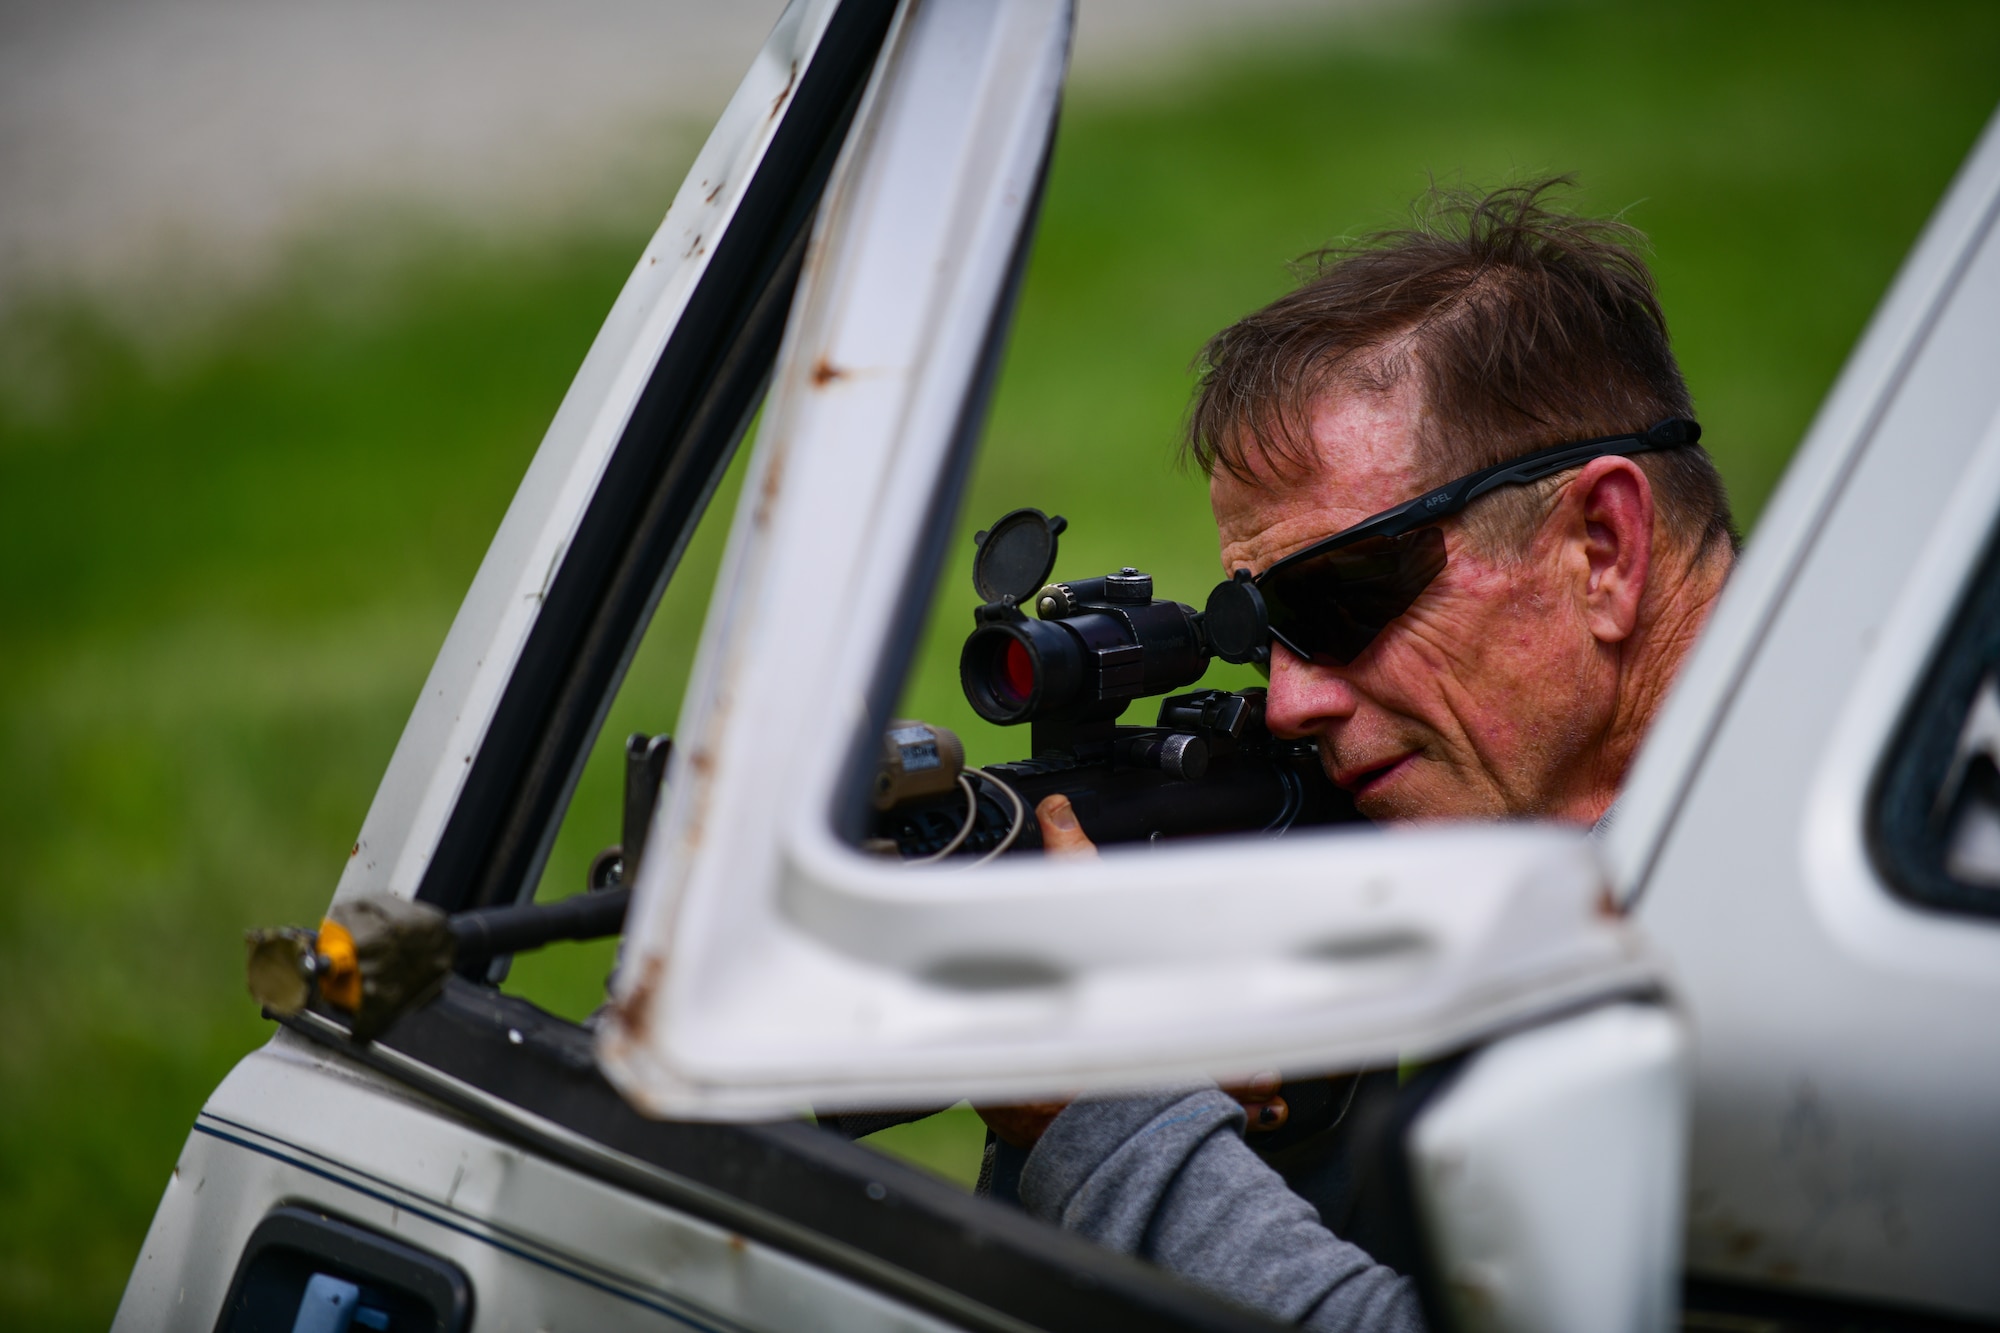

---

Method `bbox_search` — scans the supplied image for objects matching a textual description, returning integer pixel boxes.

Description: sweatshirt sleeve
[1019,1088,1425,1333]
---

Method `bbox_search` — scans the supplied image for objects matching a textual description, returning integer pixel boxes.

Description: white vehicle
[114,2,2000,1330]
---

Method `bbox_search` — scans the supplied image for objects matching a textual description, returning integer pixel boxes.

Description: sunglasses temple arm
[1256,420,1700,570]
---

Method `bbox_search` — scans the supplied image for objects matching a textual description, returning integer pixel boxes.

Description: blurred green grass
[3,1,1998,1325]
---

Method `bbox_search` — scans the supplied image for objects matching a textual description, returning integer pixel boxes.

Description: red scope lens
[1002,638,1035,703]
[960,620,1079,725]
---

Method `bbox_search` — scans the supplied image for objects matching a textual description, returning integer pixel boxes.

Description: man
[982,180,1737,1329]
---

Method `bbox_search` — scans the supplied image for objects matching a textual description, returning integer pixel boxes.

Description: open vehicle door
[132,4,1409,1331]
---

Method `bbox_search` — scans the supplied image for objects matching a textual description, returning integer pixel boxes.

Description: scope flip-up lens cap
[1204,571,1271,665]
[972,508,1067,605]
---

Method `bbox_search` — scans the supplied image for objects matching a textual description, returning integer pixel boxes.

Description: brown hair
[1186,178,1737,558]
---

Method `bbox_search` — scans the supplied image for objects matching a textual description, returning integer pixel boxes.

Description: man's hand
[1035,793,1098,857]
[1222,1070,1290,1133]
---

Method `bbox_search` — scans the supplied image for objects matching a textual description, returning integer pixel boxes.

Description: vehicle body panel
[1616,108,2000,1319]
[115,1034,964,1333]
[1412,1004,1689,1333]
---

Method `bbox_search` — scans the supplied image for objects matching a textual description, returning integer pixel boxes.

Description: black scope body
[961,567,1209,731]
[872,687,1360,858]
[868,509,1361,861]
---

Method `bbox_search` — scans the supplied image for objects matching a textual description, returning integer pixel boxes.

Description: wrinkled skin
[1211,378,1727,826]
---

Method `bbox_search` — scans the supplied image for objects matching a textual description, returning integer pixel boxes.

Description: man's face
[1210,381,1615,823]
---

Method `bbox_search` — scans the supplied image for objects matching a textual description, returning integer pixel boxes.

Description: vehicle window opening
[237,408,762,1039]
[806,438,1402,1193]
[1873,520,2000,918]
[810,293,1387,1190]
[498,438,754,1020]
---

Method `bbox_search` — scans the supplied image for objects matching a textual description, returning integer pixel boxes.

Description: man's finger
[1220,1070,1289,1133]
[1035,794,1099,858]
[1243,1097,1290,1133]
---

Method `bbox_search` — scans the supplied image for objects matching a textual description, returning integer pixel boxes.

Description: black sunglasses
[1203,418,1703,666]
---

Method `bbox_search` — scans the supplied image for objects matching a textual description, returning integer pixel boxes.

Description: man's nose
[1262,644,1360,739]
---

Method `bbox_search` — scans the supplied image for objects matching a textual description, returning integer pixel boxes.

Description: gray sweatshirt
[1019,1087,1425,1332]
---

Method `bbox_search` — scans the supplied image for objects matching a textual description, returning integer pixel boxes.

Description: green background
[5,1,1998,1325]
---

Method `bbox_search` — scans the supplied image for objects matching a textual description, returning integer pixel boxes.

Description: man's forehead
[1209,384,1428,562]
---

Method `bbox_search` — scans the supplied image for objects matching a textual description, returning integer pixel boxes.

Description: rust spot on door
[758,451,787,520]
[769,59,800,121]
[811,357,847,387]
[610,955,665,1044]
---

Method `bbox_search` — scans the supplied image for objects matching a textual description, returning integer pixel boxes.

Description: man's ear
[1565,456,1653,645]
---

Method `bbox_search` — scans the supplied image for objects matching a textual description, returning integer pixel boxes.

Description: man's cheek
[1368,751,1507,823]
[1376,603,1492,701]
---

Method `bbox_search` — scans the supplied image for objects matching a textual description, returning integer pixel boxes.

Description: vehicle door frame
[287,1,1308,1327]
